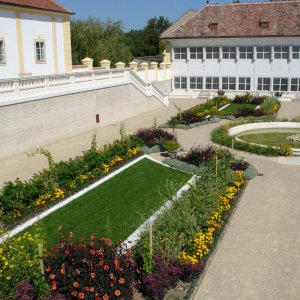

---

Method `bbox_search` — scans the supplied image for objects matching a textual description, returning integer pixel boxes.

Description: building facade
[0,0,73,79]
[161,1,300,98]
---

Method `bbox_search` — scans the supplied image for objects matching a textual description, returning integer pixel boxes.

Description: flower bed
[211,118,294,157]
[0,135,143,229]
[164,94,281,128]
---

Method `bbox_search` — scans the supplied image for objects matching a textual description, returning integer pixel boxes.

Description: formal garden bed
[211,117,300,156]
[160,92,281,129]
[0,134,254,299]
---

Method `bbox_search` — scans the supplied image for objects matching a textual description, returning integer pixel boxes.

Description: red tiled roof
[0,0,73,14]
[161,1,300,39]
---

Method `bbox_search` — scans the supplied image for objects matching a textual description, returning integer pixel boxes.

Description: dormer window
[259,21,269,29]
[209,23,218,30]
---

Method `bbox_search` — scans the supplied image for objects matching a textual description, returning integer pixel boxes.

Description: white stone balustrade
[0,68,169,107]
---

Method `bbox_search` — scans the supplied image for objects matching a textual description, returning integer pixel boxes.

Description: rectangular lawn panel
[221,103,257,114]
[34,158,191,247]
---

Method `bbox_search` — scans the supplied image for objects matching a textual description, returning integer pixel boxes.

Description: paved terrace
[1,101,300,299]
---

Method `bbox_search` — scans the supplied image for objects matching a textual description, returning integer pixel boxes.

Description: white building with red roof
[161,0,300,98]
[0,0,73,78]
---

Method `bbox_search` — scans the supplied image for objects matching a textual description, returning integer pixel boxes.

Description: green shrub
[243,164,258,180]
[163,140,180,152]
[141,145,161,154]
[259,96,276,114]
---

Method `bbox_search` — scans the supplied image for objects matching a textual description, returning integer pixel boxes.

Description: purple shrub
[42,295,66,300]
[178,145,217,166]
[14,280,35,300]
[230,161,249,171]
[136,128,176,148]
[233,108,255,118]
[251,96,265,105]
[140,255,204,300]
[232,95,247,104]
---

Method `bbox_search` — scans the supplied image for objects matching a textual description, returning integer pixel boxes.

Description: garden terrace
[21,158,191,247]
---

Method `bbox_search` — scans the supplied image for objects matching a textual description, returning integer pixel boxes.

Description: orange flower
[90,250,95,255]
[60,269,65,275]
[90,287,95,292]
[91,273,96,279]
[73,282,79,288]
[49,274,56,280]
[118,278,125,284]
[115,290,121,297]
[79,293,85,299]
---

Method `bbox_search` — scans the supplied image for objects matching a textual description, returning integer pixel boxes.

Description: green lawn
[221,103,257,115]
[240,132,300,148]
[32,158,191,247]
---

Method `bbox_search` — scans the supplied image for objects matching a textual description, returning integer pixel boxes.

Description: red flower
[99,260,104,266]
[104,265,109,271]
[71,291,78,297]
[81,236,85,241]
[90,241,95,247]
[84,286,89,292]
[73,282,79,288]
[60,269,65,275]
[90,266,94,271]
[79,293,85,299]
[90,249,95,255]
[65,249,69,256]
[45,266,51,272]
[115,290,121,297]
[91,235,95,241]
[103,294,109,300]
[96,297,101,300]
[110,282,114,287]
[82,258,87,263]
[91,273,96,279]
[49,274,56,280]
[51,281,57,291]
[118,278,125,284]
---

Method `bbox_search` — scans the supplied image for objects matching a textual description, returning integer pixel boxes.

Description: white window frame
[34,40,46,63]
[173,47,187,60]
[222,77,236,90]
[206,77,219,90]
[291,78,300,91]
[0,39,6,65]
[256,46,271,59]
[257,78,271,91]
[273,77,288,91]
[174,76,187,89]
[190,47,203,59]
[274,46,289,59]
[238,77,251,90]
[222,46,236,59]
[292,46,300,59]
[239,46,253,59]
[190,77,203,90]
[206,47,219,59]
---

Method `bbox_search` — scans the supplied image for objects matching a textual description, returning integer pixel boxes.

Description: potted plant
[275,92,283,101]
[163,140,180,157]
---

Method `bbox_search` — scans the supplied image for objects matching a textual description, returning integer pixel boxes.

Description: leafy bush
[140,255,203,300]
[178,145,217,166]
[135,128,176,148]
[163,140,180,152]
[0,227,48,299]
[44,235,137,299]
[243,164,258,180]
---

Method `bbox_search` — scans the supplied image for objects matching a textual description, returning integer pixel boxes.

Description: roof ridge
[207,0,300,6]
